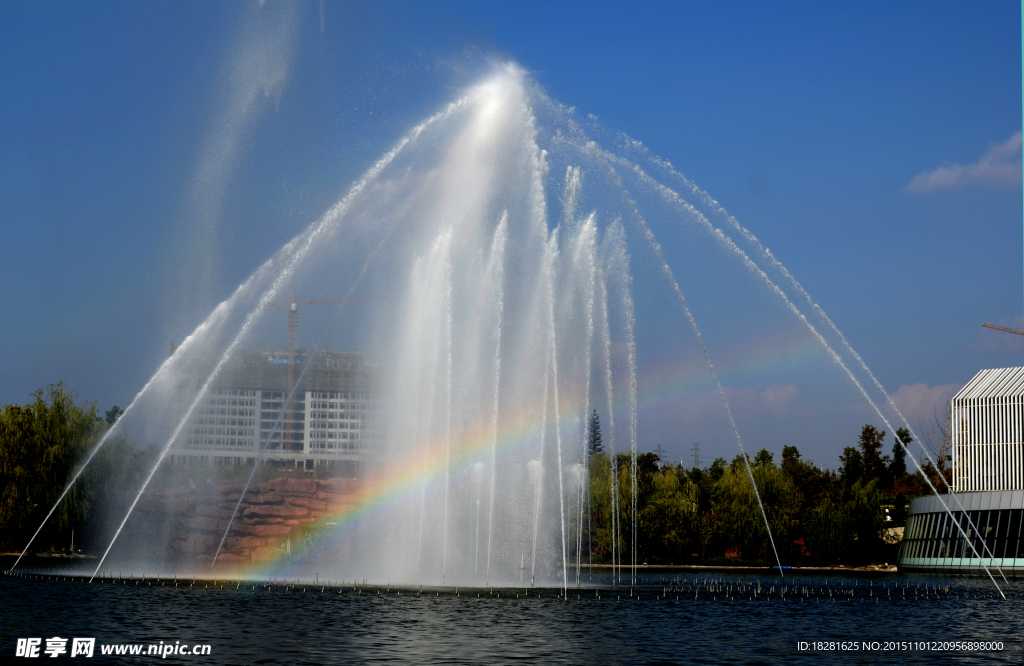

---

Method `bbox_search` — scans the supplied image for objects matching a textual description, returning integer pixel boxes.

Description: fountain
[13,62,1005,596]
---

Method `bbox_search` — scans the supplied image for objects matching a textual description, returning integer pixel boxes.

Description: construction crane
[262,287,390,450]
[982,323,1024,336]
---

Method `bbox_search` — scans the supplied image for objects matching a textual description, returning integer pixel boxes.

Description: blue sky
[0,1,1020,464]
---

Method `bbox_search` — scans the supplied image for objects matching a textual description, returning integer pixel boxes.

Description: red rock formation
[134,476,362,565]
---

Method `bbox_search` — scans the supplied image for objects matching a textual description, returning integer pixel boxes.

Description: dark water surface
[2,565,1022,665]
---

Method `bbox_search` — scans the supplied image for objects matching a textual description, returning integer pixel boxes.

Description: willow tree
[0,383,100,551]
[638,469,699,563]
[712,464,800,562]
[587,452,614,560]
[804,479,887,565]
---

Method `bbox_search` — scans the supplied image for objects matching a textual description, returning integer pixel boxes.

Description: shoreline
[0,552,95,559]
[1,554,898,572]
[584,563,899,572]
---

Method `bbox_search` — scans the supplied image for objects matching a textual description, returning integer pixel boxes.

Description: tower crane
[262,287,390,450]
[982,323,1024,336]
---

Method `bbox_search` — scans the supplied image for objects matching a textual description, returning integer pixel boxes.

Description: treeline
[3,384,942,567]
[0,383,152,552]
[586,424,941,567]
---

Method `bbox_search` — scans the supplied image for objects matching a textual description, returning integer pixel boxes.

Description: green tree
[712,464,799,562]
[708,457,727,482]
[858,424,887,480]
[586,409,603,456]
[839,446,863,488]
[803,497,847,564]
[890,428,910,479]
[697,511,719,560]
[803,479,887,565]
[104,405,124,427]
[587,452,615,560]
[780,444,832,517]
[638,469,699,562]
[754,449,775,468]
[0,383,99,551]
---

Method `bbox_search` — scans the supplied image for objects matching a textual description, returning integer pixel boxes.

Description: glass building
[898,490,1024,573]
[898,367,1024,574]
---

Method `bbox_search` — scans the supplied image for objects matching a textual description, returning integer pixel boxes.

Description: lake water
[3,561,1022,664]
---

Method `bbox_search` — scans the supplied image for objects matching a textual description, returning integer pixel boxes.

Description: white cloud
[760,384,799,413]
[680,384,801,419]
[906,132,1022,192]
[890,382,960,428]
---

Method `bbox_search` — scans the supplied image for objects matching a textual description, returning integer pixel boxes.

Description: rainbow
[222,332,829,579]
[228,397,556,579]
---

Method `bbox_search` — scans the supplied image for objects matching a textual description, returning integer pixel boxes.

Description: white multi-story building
[177,349,387,472]
[951,366,1024,492]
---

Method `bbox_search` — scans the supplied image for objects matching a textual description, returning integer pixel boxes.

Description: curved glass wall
[898,490,1024,573]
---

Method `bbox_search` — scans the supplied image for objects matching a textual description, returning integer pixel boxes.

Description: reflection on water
[2,565,1022,664]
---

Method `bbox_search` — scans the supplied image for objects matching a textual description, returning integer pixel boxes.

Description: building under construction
[174,349,388,473]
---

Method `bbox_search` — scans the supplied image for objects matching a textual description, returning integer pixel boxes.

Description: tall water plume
[484,214,508,584]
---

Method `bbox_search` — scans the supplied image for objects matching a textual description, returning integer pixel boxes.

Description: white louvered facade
[952,367,1024,492]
